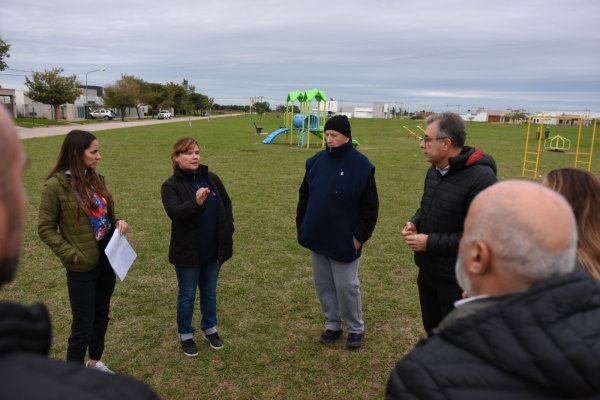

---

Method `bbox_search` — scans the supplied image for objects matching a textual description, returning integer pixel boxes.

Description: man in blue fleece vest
[296,115,379,349]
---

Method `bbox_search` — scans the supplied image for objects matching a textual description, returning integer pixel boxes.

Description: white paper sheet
[104,230,137,281]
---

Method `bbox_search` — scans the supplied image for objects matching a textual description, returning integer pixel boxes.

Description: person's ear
[442,137,452,150]
[466,241,490,276]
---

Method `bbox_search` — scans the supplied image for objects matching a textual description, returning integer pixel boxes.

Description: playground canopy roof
[287,89,327,103]
[287,91,302,102]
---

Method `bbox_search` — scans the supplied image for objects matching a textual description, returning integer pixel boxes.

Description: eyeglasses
[421,135,448,144]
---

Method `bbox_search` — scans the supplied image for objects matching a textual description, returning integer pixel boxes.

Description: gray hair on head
[426,112,466,148]
[463,183,578,281]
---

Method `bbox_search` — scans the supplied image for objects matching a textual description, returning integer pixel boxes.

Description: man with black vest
[402,112,497,333]
[296,115,379,349]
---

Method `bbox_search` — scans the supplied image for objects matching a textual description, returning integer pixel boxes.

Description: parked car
[201,111,209,116]
[157,110,172,119]
[90,109,115,120]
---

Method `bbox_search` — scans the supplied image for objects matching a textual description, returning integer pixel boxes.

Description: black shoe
[203,332,224,350]
[181,339,199,357]
[346,333,364,349]
[319,329,343,344]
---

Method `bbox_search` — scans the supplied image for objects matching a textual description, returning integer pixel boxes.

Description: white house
[531,111,600,126]
[332,102,390,119]
[461,108,510,123]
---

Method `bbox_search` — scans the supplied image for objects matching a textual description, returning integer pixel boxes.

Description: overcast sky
[1,0,599,113]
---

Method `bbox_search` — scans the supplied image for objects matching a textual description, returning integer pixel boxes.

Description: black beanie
[324,115,351,138]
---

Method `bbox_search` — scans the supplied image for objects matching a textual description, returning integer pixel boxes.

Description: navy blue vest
[298,141,374,262]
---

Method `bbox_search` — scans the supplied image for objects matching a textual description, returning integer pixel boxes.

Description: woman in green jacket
[38,130,128,374]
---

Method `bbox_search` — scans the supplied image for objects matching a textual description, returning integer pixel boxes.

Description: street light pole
[85,68,106,118]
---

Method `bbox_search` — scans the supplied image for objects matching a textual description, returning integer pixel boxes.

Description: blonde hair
[545,168,600,280]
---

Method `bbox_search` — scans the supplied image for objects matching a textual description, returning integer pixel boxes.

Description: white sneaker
[86,360,116,374]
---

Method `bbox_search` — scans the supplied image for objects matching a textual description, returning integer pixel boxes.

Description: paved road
[17,114,239,140]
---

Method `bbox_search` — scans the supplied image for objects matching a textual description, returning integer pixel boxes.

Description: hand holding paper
[104,230,137,281]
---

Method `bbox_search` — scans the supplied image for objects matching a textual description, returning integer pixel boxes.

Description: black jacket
[0,301,159,399]
[411,147,497,280]
[161,165,234,266]
[386,272,600,400]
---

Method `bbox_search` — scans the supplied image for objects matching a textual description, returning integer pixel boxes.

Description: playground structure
[262,89,359,147]
[521,114,597,178]
[544,134,571,151]
[402,125,422,140]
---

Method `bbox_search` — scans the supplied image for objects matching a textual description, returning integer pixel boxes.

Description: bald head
[457,180,577,296]
[469,180,576,252]
[0,106,26,285]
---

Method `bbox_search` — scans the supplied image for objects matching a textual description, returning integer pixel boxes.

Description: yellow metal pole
[322,102,325,148]
[534,116,545,178]
[590,118,597,170]
[521,115,534,177]
[574,116,583,168]
[286,100,291,145]
[291,100,297,146]
[305,101,310,149]
[319,100,325,148]
[403,126,422,140]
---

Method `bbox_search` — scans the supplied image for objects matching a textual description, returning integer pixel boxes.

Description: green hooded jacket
[38,172,116,272]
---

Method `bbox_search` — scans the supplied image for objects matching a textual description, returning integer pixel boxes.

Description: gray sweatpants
[311,251,364,334]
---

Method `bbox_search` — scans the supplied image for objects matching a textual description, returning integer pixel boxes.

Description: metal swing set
[521,114,597,178]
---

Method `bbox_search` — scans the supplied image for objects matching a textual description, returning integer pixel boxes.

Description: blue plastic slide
[262,127,290,144]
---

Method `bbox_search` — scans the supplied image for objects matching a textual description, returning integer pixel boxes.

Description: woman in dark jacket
[161,137,234,357]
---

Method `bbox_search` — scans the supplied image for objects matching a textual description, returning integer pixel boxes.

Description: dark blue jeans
[175,261,220,341]
[66,234,116,363]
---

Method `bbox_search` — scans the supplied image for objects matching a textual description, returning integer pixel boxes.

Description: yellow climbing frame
[521,114,597,178]
[402,126,422,140]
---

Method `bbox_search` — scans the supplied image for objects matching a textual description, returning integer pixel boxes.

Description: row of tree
[22,67,215,121]
[1,37,221,121]
[103,76,214,121]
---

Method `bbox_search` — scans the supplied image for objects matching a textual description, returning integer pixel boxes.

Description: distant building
[372,102,390,119]
[325,100,338,113]
[461,108,510,123]
[331,102,391,119]
[14,91,54,119]
[531,111,600,126]
[1,85,150,120]
[0,87,17,117]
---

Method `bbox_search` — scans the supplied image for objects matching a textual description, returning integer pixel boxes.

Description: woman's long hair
[47,130,111,220]
[545,168,600,280]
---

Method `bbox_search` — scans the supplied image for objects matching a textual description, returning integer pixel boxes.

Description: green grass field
[3,114,599,399]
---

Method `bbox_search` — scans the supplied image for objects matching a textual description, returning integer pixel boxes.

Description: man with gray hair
[402,112,497,332]
[387,180,600,399]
